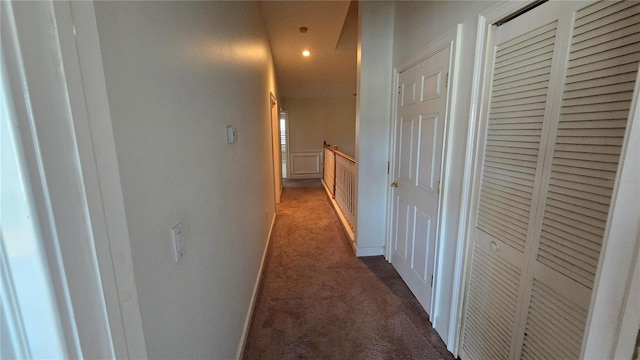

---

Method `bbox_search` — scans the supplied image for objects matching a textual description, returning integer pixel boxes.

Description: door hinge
[387,161,390,174]
[437,180,441,195]
[398,86,401,94]
[431,275,434,287]
[445,72,449,89]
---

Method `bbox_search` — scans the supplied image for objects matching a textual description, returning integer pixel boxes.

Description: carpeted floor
[242,179,454,360]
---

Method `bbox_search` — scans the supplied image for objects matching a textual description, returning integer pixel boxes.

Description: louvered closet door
[460,5,566,359]
[520,2,640,359]
[460,1,640,360]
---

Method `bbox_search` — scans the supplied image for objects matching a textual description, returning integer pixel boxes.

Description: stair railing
[323,142,356,232]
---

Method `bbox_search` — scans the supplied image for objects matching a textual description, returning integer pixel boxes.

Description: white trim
[1,5,62,358]
[582,66,640,359]
[432,25,461,344]
[2,3,83,356]
[612,234,640,359]
[384,68,399,262]
[2,1,125,357]
[63,2,148,357]
[52,2,122,356]
[449,11,491,357]
[477,1,531,27]
[396,27,459,73]
[356,246,385,257]
[235,212,276,360]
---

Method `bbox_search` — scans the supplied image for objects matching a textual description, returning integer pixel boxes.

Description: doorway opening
[279,111,289,179]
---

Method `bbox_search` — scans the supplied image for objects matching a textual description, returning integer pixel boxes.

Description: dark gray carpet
[243,179,454,360]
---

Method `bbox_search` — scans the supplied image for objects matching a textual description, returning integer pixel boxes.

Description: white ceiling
[260,1,358,98]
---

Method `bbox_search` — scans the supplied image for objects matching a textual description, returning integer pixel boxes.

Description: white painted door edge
[62,1,148,357]
[3,1,147,357]
[582,64,640,360]
[450,2,537,356]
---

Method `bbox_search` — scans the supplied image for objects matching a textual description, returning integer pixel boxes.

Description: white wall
[283,97,356,158]
[94,2,277,358]
[392,0,496,347]
[355,1,394,256]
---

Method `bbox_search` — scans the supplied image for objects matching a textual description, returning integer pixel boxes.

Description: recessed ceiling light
[302,50,311,57]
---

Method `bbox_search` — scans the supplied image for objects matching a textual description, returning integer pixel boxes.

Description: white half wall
[93,2,278,358]
[355,1,394,257]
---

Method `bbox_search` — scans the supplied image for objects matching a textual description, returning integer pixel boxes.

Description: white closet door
[461,5,567,359]
[461,1,640,359]
[521,2,640,359]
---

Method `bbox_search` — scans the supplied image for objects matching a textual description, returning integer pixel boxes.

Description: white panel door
[390,46,450,313]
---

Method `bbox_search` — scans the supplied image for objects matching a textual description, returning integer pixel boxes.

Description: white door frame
[454,1,640,357]
[64,2,147,357]
[385,25,461,328]
[3,1,147,357]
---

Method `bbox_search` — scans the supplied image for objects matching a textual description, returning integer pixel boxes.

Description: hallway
[243,179,453,359]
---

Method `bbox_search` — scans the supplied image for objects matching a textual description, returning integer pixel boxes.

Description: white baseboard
[355,246,384,257]
[235,212,276,360]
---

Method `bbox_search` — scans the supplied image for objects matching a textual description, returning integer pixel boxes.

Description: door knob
[490,241,500,252]
[391,182,398,188]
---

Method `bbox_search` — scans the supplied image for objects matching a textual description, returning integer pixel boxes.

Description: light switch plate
[171,221,184,262]
[226,126,238,144]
